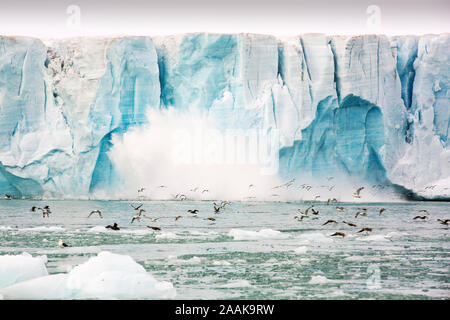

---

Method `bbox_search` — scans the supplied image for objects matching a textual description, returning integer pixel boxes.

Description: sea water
[0,200,448,299]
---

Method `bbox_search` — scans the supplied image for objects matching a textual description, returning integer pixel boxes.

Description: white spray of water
[108,107,285,201]
[107,107,405,202]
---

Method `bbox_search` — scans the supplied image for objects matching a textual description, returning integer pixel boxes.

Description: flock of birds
[22,198,233,248]
[2,178,449,248]
[293,198,449,238]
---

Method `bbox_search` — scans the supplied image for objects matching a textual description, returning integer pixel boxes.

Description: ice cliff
[0,33,448,200]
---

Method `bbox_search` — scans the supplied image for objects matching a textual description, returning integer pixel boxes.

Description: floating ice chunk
[220,280,252,288]
[228,228,289,240]
[0,251,176,300]
[296,232,334,244]
[0,253,48,289]
[155,232,178,240]
[294,246,308,254]
[308,275,330,284]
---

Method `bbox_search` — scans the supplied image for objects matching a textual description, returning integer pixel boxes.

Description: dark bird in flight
[323,219,338,225]
[175,216,182,221]
[413,216,428,220]
[357,227,372,233]
[379,208,386,215]
[331,232,346,237]
[188,209,198,214]
[437,219,450,225]
[131,204,143,211]
[147,226,161,231]
[343,221,357,227]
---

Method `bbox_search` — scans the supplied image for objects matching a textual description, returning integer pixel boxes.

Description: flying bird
[379,208,386,215]
[188,209,198,214]
[327,198,338,205]
[353,187,364,198]
[131,216,141,223]
[311,208,319,215]
[323,219,338,226]
[437,219,450,225]
[357,227,372,233]
[355,211,367,218]
[4,194,12,200]
[147,226,161,231]
[175,216,182,221]
[343,221,357,227]
[206,217,216,221]
[88,210,102,218]
[413,216,428,220]
[336,206,345,212]
[331,232,346,237]
[131,204,143,211]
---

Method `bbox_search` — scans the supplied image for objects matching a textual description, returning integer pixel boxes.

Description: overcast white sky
[0,0,448,38]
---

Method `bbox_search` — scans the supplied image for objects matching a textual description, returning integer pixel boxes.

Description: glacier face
[0,33,448,200]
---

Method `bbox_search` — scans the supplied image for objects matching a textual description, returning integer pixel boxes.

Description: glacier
[0,33,448,200]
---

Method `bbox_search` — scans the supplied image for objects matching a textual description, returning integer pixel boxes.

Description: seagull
[206,217,216,221]
[213,205,222,214]
[131,204,143,211]
[4,194,12,200]
[331,232,346,237]
[131,216,141,223]
[304,205,314,215]
[437,219,450,225]
[58,239,70,248]
[175,216,182,221]
[413,216,428,220]
[311,208,319,215]
[137,187,145,193]
[418,209,429,215]
[343,221,357,227]
[106,223,120,230]
[190,187,199,192]
[88,210,102,218]
[202,189,209,194]
[323,219,338,226]
[138,209,146,216]
[353,187,364,198]
[295,210,308,221]
[379,208,386,215]
[249,184,255,189]
[327,198,338,205]
[41,207,51,218]
[147,226,161,231]
[314,195,321,201]
[30,206,40,212]
[188,209,198,214]
[357,227,372,233]
[143,215,160,222]
[158,185,167,188]
[355,211,367,218]
[336,206,344,212]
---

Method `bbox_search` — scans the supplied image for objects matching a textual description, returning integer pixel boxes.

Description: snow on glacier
[0,33,448,200]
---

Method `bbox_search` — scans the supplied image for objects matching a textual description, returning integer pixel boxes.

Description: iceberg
[0,251,176,299]
[0,33,448,200]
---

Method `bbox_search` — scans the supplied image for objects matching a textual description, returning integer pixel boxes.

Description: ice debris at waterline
[0,251,176,299]
[0,34,449,200]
